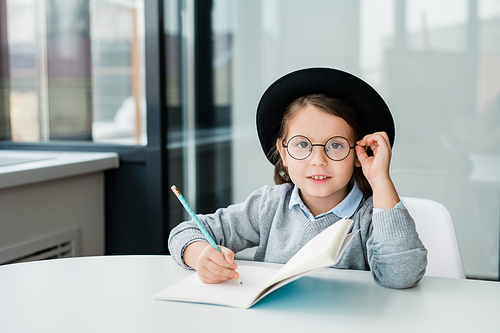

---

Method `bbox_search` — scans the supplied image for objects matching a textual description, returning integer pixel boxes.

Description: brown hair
[270,94,372,198]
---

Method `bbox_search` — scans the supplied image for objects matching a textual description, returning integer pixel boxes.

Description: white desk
[0,256,499,333]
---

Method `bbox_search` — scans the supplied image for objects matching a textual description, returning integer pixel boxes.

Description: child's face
[278,104,361,213]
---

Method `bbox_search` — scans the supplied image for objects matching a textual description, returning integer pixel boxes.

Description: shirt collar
[289,181,363,221]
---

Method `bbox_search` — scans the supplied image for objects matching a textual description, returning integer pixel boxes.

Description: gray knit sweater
[168,183,427,289]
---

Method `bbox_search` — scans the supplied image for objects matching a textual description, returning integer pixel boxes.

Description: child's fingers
[357,132,391,157]
[196,246,238,284]
[207,246,237,269]
[199,262,239,284]
[221,246,235,265]
[355,131,394,182]
[355,144,369,162]
[359,132,390,148]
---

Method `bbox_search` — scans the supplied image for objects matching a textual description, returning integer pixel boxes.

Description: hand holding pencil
[183,241,241,284]
[171,185,242,285]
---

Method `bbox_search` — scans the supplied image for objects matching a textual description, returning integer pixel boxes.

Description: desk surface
[1,255,499,333]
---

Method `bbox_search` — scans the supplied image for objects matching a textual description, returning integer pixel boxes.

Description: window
[3,0,146,145]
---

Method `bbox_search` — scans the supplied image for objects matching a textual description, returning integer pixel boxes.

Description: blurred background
[0,0,499,280]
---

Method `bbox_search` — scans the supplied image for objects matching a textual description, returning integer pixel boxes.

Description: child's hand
[184,241,239,284]
[355,131,392,185]
[355,131,400,209]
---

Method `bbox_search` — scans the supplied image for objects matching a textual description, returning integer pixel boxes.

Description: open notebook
[154,217,357,309]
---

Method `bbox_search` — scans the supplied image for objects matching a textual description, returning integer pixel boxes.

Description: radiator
[0,227,80,265]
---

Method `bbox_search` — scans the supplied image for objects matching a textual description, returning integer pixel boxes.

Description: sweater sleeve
[367,207,428,289]
[168,186,267,268]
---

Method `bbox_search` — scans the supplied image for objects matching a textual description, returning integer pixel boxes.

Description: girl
[168,68,427,289]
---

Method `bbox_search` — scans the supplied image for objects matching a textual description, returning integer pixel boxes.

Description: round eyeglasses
[282,135,356,161]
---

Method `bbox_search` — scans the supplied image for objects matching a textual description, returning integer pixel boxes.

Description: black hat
[256,67,394,165]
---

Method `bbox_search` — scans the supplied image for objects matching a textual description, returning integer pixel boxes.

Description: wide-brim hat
[256,67,394,165]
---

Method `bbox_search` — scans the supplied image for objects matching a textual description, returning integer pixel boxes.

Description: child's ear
[276,138,288,167]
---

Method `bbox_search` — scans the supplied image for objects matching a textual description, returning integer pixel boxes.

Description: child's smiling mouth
[307,175,331,182]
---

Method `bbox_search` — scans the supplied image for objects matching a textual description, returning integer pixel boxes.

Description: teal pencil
[171,185,242,284]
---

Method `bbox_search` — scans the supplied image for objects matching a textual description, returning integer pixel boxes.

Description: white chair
[401,196,465,279]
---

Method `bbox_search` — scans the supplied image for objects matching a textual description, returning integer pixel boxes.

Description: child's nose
[309,146,328,166]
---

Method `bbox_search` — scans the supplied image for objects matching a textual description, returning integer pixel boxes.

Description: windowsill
[0,150,119,190]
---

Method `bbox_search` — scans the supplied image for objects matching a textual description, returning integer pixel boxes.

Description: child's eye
[328,142,344,150]
[296,141,311,149]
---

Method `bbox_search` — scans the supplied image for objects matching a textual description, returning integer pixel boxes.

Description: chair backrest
[401,197,465,279]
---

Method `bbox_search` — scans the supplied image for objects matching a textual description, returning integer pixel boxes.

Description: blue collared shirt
[289,182,364,220]
[289,182,403,221]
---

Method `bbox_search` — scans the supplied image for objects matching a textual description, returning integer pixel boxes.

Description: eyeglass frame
[282,135,356,161]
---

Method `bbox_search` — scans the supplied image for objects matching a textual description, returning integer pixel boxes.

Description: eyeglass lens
[286,135,352,161]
